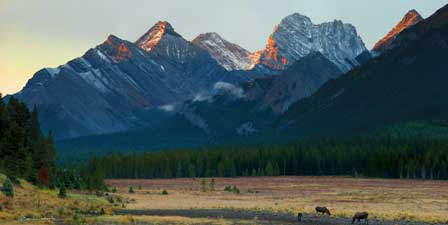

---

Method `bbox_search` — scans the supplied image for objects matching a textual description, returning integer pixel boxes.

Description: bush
[161,189,168,195]
[112,187,117,193]
[210,178,215,192]
[1,178,14,197]
[232,185,240,194]
[200,178,206,192]
[58,185,66,198]
[128,186,134,193]
[107,196,114,204]
[224,185,232,192]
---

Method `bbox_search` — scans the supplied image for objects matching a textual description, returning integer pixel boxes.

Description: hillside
[279,4,448,136]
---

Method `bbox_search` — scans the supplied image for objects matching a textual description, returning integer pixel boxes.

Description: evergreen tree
[58,184,66,198]
[1,178,14,197]
[266,161,274,176]
[1,123,27,178]
[210,178,215,192]
[200,178,206,192]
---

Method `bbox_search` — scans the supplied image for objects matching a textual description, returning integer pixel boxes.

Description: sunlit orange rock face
[105,35,114,45]
[115,43,132,62]
[104,35,132,62]
[137,21,168,52]
[248,50,263,70]
[249,26,288,71]
[372,10,423,54]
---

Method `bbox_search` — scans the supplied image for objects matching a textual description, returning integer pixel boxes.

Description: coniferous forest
[0,94,104,190]
[0,94,56,184]
[89,137,448,180]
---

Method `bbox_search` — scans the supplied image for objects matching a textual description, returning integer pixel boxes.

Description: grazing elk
[352,212,369,224]
[315,206,331,216]
[297,212,303,222]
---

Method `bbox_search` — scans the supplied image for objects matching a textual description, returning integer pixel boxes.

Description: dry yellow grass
[107,176,448,223]
[0,177,111,224]
[93,215,256,225]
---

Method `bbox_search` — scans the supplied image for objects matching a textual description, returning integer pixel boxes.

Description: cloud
[213,81,245,98]
[192,93,212,102]
[158,104,175,112]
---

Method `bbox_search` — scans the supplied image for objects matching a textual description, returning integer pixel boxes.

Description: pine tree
[210,178,215,192]
[45,131,57,171]
[1,178,14,197]
[1,123,27,178]
[58,184,66,198]
[0,93,7,133]
[200,178,206,192]
[28,107,42,146]
[266,161,274,176]
[188,164,196,178]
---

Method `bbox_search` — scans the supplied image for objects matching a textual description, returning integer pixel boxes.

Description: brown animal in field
[352,212,369,224]
[315,206,331,216]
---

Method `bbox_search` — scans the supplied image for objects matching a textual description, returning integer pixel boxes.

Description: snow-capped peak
[192,32,252,71]
[372,9,423,55]
[250,12,367,73]
[136,21,181,52]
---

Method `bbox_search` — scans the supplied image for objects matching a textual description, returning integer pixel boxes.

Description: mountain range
[9,5,448,153]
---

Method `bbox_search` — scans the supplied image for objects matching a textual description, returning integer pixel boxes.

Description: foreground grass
[0,175,112,224]
[108,176,448,224]
[90,215,258,225]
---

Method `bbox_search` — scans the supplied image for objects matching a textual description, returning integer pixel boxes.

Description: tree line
[88,136,448,180]
[0,94,104,190]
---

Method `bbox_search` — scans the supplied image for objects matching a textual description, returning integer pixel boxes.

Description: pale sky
[0,0,446,95]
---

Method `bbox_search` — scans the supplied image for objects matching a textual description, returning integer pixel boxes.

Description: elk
[315,206,331,216]
[352,212,369,224]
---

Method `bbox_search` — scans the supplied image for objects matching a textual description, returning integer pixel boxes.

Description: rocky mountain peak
[102,34,133,62]
[136,21,181,52]
[372,9,423,56]
[250,13,366,74]
[281,13,313,27]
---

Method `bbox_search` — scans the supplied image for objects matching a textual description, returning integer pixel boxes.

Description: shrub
[210,178,215,192]
[232,185,240,194]
[200,178,206,192]
[107,196,114,204]
[112,187,117,193]
[161,189,168,195]
[1,178,14,197]
[224,185,232,192]
[58,185,67,198]
[128,186,134,193]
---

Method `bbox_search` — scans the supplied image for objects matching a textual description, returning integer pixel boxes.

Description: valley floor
[105,176,448,225]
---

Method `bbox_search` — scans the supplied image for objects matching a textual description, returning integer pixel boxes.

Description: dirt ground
[106,176,448,224]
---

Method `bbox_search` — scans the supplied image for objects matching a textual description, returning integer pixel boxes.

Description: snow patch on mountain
[45,68,61,77]
[193,32,252,71]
